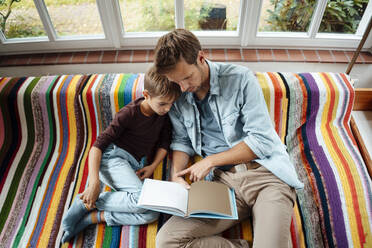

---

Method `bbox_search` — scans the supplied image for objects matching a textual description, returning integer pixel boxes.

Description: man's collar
[207,59,220,96]
[184,59,220,104]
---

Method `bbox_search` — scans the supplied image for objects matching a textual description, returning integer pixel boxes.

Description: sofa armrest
[353,88,372,111]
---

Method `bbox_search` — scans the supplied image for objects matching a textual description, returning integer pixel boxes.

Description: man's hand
[80,181,100,210]
[136,165,156,180]
[176,158,213,182]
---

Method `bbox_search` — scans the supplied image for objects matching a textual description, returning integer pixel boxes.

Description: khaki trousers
[156,164,296,248]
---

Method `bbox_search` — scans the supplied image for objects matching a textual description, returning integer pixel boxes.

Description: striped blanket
[0,73,371,248]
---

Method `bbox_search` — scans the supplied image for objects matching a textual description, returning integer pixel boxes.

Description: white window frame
[244,0,372,49]
[0,0,371,54]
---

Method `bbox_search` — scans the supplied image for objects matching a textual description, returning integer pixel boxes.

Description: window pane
[319,0,369,34]
[44,0,103,37]
[185,0,240,31]
[259,0,317,32]
[0,0,47,39]
[120,0,175,32]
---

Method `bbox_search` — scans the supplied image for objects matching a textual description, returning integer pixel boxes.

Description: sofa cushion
[0,72,371,247]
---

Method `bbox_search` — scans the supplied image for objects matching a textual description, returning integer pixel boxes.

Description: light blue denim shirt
[168,60,304,189]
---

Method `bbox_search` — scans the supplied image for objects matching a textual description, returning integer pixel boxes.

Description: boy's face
[146,95,175,116]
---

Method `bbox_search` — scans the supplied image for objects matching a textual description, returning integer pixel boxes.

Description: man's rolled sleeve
[170,142,195,157]
[240,71,276,159]
[243,136,267,160]
[168,106,195,157]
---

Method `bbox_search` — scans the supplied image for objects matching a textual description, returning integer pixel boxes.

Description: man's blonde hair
[144,66,181,100]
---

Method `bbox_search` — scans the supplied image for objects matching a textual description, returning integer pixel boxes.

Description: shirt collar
[184,59,220,104]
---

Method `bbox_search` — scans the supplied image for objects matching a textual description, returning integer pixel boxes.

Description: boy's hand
[80,181,100,210]
[136,165,156,180]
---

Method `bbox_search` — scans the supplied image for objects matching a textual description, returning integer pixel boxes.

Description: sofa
[0,72,371,248]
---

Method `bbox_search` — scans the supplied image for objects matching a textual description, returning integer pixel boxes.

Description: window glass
[1,0,47,39]
[185,0,240,31]
[44,0,104,37]
[319,0,369,34]
[258,0,317,32]
[120,0,175,32]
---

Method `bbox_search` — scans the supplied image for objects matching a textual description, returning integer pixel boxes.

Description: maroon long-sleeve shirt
[93,97,172,162]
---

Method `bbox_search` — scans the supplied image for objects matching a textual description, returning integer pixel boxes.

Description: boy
[61,66,181,243]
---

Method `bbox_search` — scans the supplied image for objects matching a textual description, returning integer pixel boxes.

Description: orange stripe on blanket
[132,76,139,100]
[274,73,288,142]
[267,72,284,138]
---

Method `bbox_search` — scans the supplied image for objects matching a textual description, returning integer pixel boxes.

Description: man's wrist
[205,155,217,168]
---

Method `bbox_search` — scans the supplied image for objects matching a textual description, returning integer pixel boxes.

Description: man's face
[165,58,205,93]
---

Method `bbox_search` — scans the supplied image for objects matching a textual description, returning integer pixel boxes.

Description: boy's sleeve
[93,107,131,151]
[156,116,172,151]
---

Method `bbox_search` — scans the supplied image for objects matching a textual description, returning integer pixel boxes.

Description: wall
[0,62,370,88]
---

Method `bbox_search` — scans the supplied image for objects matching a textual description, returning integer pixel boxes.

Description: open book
[137,179,238,219]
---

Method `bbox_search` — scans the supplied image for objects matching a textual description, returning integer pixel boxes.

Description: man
[154,29,303,248]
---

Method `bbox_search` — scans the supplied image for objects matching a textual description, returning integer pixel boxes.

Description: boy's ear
[143,90,150,99]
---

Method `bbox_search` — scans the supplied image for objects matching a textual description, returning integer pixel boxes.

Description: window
[119,0,175,32]
[44,0,104,37]
[184,0,239,31]
[319,0,369,34]
[0,0,371,54]
[258,0,370,34]
[258,0,318,32]
[1,0,47,39]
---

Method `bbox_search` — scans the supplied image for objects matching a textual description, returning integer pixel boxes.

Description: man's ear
[198,50,205,64]
[143,90,150,100]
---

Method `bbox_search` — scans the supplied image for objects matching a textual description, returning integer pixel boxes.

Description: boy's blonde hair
[144,66,181,100]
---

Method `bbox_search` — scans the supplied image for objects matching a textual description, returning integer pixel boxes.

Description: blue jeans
[94,144,159,226]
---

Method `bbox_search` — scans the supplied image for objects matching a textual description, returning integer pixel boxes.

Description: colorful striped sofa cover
[0,72,371,248]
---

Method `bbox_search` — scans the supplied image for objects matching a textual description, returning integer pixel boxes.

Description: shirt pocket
[221,111,241,141]
[183,119,195,142]
[183,120,193,128]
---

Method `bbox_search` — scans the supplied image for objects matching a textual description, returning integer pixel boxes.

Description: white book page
[138,179,189,215]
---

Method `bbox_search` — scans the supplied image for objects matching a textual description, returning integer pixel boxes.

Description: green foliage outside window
[0,0,21,34]
[0,0,369,38]
[0,0,96,38]
[123,0,216,32]
[263,0,369,33]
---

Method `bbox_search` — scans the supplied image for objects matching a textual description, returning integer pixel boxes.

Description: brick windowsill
[0,49,371,67]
